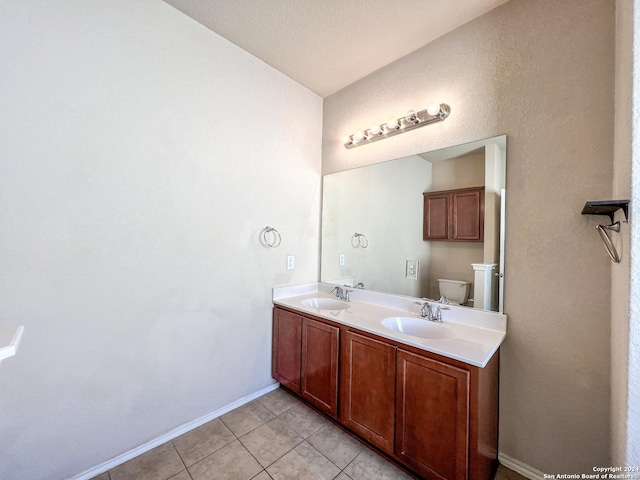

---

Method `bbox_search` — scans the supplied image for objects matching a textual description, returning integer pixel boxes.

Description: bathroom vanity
[272,283,506,480]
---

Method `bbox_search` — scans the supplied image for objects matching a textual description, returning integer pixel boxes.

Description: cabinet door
[340,331,396,453]
[272,309,302,393]
[451,188,484,241]
[396,349,470,480]
[301,317,339,417]
[423,192,450,240]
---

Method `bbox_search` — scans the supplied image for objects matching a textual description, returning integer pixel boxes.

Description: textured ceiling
[161,0,510,97]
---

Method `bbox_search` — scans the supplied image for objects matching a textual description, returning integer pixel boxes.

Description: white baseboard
[499,452,546,480]
[69,382,280,480]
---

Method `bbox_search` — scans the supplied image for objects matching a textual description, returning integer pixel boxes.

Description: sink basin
[301,297,350,311]
[381,317,455,340]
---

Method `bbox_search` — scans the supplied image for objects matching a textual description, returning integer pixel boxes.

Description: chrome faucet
[419,301,443,323]
[419,301,431,319]
[331,286,343,299]
[331,286,352,302]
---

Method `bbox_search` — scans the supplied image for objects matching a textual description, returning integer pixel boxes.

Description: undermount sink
[381,317,456,340]
[301,297,350,311]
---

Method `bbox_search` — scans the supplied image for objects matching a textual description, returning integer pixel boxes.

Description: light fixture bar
[343,103,451,149]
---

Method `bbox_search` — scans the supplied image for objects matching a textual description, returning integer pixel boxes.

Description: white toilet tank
[437,279,470,305]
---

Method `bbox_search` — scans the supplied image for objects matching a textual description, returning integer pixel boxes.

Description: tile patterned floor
[91,387,528,480]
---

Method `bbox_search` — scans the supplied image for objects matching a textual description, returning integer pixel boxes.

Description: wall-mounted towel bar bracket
[581,200,630,263]
[581,200,630,224]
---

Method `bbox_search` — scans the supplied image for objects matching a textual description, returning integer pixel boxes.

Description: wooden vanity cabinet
[272,307,499,480]
[272,308,303,392]
[272,308,339,417]
[340,330,396,453]
[301,317,339,417]
[396,350,470,480]
[423,186,484,242]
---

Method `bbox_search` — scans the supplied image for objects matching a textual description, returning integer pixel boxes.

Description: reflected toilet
[437,279,470,305]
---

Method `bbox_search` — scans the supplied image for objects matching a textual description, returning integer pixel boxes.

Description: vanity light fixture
[342,103,451,149]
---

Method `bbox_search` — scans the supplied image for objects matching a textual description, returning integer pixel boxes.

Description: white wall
[323,0,615,473]
[0,1,322,479]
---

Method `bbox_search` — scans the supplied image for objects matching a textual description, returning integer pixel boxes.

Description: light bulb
[426,104,441,116]
[405,110,418,123]
[354,130,366,141]
[342,134,352,145]
[386,118,399,129]
[370,124,381,135]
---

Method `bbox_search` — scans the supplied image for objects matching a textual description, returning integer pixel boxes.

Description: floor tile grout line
[262,392,362,476]
[218,404,276,439]
[292,413,368,475]
[223,399,314,472]
[238,431,306,471]
[170,467,195,480]
[306,422,362,473]
[341,448,365,477]
[169,423,238,472]
[169,440,189,472]
[237,432,278,472]
[180,437,244,475]
[257,400,296,417]
[299,438,351,476]
[217,416,241,440]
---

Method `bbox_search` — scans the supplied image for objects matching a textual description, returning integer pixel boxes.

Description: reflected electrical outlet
[406,260,419,280]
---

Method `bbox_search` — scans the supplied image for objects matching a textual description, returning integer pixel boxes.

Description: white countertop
[0,325,24,364]
[273,283,506,368]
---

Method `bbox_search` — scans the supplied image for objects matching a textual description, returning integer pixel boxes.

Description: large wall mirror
[320,135,506,312]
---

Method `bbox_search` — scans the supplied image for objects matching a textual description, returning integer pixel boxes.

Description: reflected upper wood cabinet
[423,186,484,242]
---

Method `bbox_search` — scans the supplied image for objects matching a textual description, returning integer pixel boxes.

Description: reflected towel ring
[352,233,369,248]
[262,227,282,248]
[596,222,620,263]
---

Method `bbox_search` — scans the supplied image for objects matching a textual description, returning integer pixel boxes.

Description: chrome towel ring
[352,233,368,248]
[596,222,621,263]
[261,227,282,248]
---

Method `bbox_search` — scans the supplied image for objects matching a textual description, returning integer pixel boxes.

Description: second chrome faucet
[419,301,444,323]
[331,286,352,302]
